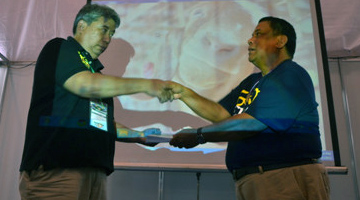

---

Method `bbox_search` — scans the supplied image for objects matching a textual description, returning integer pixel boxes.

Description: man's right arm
[166,81,231,123]
[63,71,172,102]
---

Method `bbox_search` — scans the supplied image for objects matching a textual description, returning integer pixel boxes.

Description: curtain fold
[1,0,360,199]
[0,0,84,61]
[0,1,85,200]
[320,0,360,58]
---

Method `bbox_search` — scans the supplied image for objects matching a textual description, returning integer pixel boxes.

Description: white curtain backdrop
[0,1,85,199]
[1,0,360,199]
[0,0,83,61]
[320,0,360,58]
[1,0,359,62]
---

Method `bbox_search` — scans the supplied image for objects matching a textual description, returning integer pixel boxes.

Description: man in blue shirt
[168,16,330,200]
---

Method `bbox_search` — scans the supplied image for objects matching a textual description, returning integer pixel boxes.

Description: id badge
[90,100,108,132]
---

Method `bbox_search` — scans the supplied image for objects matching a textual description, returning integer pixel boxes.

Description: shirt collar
[67,36,104,72]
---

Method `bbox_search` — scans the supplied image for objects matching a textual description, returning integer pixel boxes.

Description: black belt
[232,159,319,181]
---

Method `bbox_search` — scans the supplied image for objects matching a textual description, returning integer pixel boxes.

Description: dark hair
[72,4,121,35]
[259,16,296,58]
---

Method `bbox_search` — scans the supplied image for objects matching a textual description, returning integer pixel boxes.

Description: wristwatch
[196,127,206,144]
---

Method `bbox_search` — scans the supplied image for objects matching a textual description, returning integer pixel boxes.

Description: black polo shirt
[20,37,116,175]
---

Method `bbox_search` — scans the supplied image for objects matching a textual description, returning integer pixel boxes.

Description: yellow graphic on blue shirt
[78,51,91,70]
[233,87,260,114]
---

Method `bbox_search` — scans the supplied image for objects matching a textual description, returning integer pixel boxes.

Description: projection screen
[94,0,340,171]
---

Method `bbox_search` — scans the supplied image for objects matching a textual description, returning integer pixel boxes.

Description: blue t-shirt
[219,60,322,171]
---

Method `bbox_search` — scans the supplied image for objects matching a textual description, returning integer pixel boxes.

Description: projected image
[97,0,333,162]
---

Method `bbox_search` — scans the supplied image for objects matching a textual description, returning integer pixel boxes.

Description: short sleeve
[246,64,317,132]
[55,41,89,86]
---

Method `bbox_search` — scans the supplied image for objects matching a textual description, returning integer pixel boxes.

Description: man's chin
[97,46,107,54]
[94,50,105,58]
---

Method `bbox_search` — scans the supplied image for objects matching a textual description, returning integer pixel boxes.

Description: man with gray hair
[19,4,170,200]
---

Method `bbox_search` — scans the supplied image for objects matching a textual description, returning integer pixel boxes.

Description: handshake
[145,80,189,104]
[120,79,202,148]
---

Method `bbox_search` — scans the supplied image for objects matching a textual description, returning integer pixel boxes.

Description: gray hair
[72,4,121,35]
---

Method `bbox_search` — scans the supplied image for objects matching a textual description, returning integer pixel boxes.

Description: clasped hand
[169,129,199,149]
[149,80,185,103]
[148,80,199,148]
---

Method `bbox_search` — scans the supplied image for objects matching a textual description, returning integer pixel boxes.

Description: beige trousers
[19,166,107,200]
[235,163,330,200]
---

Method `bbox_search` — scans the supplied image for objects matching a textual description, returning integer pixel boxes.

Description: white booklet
[145,126,192,143]
[145,134,173,143]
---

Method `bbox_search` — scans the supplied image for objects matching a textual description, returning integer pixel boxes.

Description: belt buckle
[232,169,248,181]
[232,170,238,181]
[258,166,264,174]
[233,169,244,181]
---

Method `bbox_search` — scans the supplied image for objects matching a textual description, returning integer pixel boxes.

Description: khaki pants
[235,163,330,200]
[19,166,107,200]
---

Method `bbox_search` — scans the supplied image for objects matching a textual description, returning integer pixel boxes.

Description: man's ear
[276,35,288,48]
[76,20,87,33]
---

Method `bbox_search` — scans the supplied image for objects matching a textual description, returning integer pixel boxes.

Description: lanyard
[78,51,108,131]
[78,51,95,73]
[78,51,104,103]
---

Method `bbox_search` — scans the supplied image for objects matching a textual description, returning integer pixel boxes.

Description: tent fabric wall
[0,1,84,199]
[320,0,360,58]
[0,0,83,62]
[1,0,360,62]
[0,0,360,200]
